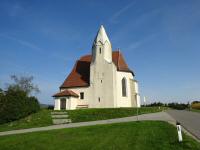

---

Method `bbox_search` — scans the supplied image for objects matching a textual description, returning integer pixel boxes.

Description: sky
[0,0,200,104]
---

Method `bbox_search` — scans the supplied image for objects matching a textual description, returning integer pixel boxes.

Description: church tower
[91,25,112,63]
[90,25,117,108]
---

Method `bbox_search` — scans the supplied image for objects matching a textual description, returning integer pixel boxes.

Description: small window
[98,97,100,102]
[99,48,101,54]
[80,92,84,99]
[101,80,102,83]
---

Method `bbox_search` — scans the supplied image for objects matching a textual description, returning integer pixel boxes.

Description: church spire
[92,25,112,63]
[94,25,111,44]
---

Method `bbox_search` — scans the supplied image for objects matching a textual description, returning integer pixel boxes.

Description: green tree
[0,75,40,124]
[0,88,3,96]
[0,86,40,124]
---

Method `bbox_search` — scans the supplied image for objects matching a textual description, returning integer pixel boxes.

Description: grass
[67,107,166,123]
[0,107,165,132]
[0,109,52,132]
[190,109,200,113]
[0,121,199,150]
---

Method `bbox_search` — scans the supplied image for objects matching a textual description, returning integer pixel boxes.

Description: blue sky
[0,0,200,104]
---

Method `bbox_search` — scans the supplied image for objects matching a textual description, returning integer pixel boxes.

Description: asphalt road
[167,110,200,140]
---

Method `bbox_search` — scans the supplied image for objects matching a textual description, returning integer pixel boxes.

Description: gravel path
[167,110,200,140]
[0,111,175,136]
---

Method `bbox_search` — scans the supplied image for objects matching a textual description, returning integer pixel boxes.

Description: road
[167,110,200,140]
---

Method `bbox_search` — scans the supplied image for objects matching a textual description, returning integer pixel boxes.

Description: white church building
[53,25,140,110]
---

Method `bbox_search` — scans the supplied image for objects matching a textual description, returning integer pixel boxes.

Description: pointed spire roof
[94,25,111,44]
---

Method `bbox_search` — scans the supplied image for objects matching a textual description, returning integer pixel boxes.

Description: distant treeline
[142,101,200,110]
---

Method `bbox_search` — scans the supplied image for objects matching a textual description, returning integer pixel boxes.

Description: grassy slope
[0,109,52,132]
[67,107,165,122]
[0,121,199,150]
[0,107,165,132]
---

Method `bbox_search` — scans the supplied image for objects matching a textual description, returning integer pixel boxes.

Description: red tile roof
[60,51,134,88]
[53,90,79,97]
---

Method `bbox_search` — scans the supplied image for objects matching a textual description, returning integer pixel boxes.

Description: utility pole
[144,96,146,106]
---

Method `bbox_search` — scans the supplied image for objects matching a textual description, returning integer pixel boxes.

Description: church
[53,25,140,110]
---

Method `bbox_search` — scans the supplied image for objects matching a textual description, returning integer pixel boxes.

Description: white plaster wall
[61,87,91,107]
[116,71,134,107]
[59,69,139,109]
[54,98,60,110]
[103,41,112,63]
[65,97,78,110]
[90,55,116,108]
[54,97,79,110]
[69,97,78,110]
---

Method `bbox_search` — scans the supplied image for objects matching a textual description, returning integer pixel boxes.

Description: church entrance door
[60,98,66,110]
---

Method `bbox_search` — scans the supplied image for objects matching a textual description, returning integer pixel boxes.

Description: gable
[60,51,134,88]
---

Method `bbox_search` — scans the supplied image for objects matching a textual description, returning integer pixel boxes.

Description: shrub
[0,89,40,124]
[47,105,54,110]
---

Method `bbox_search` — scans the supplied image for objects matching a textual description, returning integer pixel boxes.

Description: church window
[101,80,102,83]
[122,77,127,97]
[80,92,84,99]
[99,48,101,54]
[98,97,100,102]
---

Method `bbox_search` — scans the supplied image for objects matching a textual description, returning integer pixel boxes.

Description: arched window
[122,77,127,97]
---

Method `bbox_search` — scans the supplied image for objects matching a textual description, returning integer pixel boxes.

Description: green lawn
[0,109,52,132]
[191,109,200,113]
[0,107,165,132]
[0,121,199,150]
[67,107,166,123]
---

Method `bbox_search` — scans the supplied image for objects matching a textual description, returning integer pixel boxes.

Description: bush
[0,89,40,124]
[47,105,54,110]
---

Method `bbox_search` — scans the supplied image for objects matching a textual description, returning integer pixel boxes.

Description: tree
[0,75,41,124]
[8,75,40,96]
[0,88,3,96]
[0,88,40,124]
